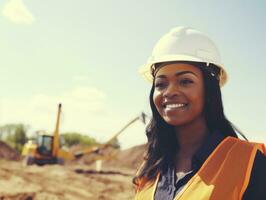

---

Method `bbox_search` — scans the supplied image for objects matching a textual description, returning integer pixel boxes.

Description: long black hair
[133,61,247,187]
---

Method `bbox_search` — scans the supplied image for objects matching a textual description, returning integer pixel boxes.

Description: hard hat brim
[139,54,227,87]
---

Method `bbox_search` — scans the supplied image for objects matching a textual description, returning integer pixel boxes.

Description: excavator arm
[74,112,147,159]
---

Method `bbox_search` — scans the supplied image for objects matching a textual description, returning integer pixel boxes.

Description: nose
[163,83,180,98]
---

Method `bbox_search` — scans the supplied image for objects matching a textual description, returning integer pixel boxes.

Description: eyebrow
[155,71,198,79]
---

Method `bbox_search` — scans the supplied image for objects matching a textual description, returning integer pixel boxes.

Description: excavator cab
[35,133,66,156]
[36,134,53,156]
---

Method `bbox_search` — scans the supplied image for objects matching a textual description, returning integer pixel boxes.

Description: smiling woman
[153,63,205,128]
[134,27,266,200]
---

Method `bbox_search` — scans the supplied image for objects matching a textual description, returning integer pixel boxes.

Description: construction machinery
[22,104,74,165]
[22,104,147,165]
[74,112,147,162]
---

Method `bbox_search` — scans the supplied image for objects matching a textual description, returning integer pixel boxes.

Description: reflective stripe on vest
[135,136,266,200]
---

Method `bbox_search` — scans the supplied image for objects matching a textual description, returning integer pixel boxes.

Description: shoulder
[236,139,266,180]
[251,150,266,175]
[230,137,265,152]
[243,150,266,199]
[249,149,266,179]
[254,148,266,161]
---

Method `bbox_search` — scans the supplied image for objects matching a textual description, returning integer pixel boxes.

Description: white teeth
[165,104,186,109]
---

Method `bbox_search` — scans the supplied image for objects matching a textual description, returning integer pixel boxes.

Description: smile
[163,103,188,110]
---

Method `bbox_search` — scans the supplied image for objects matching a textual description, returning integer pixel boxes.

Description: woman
[134,27,266,200]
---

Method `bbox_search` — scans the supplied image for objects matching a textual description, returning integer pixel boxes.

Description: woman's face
[153,63,205,126]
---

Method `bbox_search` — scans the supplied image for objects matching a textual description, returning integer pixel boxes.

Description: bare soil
[0,141,146,200]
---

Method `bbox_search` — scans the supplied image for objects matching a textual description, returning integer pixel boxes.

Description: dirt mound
[103,144,147,169]
[0,160,135,200]
[68,143,147,173]
[0,141,20,160]
[0,143,148,199]
[69,145,119,165]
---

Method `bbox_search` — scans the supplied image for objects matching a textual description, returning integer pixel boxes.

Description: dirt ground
[0,141,20,161]
[0,142,146,200]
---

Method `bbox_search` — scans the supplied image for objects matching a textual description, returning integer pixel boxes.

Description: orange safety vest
[135,136,266,200]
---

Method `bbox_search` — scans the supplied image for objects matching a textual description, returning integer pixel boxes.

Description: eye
[154,82,167,89]
[179,78,194,86]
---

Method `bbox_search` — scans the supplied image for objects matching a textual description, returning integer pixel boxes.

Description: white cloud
[0,86,147,149]
[0,86,107,133]
[2,0,35,24]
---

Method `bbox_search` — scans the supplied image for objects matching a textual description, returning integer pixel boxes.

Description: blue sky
[0,0,265,149]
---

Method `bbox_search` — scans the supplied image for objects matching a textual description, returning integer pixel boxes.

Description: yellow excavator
[22,104,74,165]
[22,104,147,165]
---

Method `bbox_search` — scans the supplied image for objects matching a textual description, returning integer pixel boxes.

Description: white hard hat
[139,26,227,87]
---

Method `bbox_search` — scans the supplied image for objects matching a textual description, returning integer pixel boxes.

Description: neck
[175,115,208,159]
